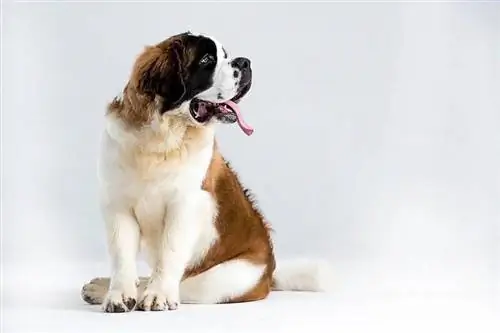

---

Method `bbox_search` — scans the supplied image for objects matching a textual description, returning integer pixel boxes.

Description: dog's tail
[81,259,333,305]
[271,258,333,292]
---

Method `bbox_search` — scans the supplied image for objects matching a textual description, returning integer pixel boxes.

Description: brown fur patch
[107,35,188,128]
[104,33,275,304]
[183,143,276,303]
[107,84,156,128]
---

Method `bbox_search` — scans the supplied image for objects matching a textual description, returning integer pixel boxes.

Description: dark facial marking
[136,32,218,114]
[135,41,186,112]
[232,57,252,85]
[223,47,228,59]
[185,35,218,99]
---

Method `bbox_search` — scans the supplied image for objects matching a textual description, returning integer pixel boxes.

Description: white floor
[3,262,499,333]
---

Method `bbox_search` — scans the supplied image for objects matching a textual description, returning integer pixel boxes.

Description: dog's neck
[107,83,157,128]
[106,86,214,155]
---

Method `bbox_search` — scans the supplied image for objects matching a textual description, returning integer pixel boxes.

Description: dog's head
[129,31,253,135]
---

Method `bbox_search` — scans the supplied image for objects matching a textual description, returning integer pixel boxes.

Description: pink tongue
[223,100,254,136]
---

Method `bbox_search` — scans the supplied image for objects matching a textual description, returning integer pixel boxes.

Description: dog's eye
[199,54,215,66]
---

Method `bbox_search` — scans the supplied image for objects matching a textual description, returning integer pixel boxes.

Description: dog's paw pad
[167,301,178,311]
[124,297,137,310]
[151,297,167,311]
[104,301,128,313]
[137,291,168,311]
[102,289,137,313]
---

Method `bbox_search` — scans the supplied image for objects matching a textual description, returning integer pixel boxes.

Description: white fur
[97,34,331,312]
[82,260,264,306]
[191,34,239,104]
[181,259,266,304]
[272,259,334,292]
[82,258,333,306]
[99,35,254,312]
[99,110,220,311]
[100,209,140,309]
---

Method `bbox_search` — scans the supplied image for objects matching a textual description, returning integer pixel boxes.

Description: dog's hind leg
[82,257,269,306]
[180,257,270,304]
[81,277,149,305]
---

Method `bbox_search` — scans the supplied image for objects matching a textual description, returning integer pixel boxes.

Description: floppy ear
[133,42,187,112]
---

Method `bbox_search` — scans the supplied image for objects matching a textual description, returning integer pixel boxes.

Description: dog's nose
[232,57,251,71]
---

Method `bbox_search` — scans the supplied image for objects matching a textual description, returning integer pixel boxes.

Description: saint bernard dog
[81,31,332,313]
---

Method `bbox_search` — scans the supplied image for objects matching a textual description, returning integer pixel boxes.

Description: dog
[81,31,332,312]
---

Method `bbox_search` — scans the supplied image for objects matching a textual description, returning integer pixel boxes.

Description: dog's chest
[100,118,219,269]
[100,128,214,214]
[127,144,218,268]
[131,165,190,231]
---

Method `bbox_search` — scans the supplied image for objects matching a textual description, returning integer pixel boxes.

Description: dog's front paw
[137,283,179,311]
[102,286,137,313]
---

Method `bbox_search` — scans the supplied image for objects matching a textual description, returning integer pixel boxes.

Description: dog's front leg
[101,209,140,313]
[137,190,216,311]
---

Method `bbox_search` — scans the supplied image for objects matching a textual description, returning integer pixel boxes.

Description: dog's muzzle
[190,57,254,136]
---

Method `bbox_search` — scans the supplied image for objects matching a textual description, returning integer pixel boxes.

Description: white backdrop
[2,1,500,331]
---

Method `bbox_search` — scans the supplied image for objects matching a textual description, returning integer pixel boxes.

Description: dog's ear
[133,41,187,112]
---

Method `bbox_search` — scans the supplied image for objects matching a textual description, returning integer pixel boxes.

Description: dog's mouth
[189,81,254,136]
